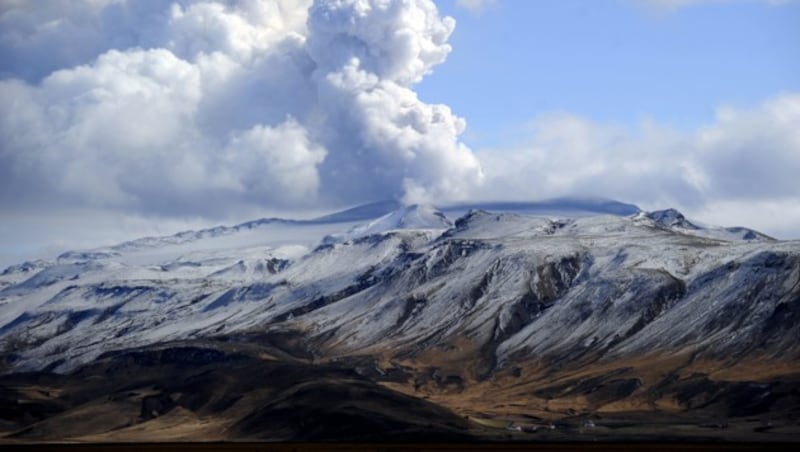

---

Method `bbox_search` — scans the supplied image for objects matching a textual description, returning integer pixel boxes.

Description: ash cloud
[0,0,484,219]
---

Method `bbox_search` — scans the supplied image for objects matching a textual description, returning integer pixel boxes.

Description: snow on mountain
[645,208,699,229]
[442,209,559,241]
[1,198,635,275]
[312,200,404,223]
[0,260,53,291]
[299,212,798,365]
[637,208,774,243]
[0,200,796,377]
[323,204,452,244]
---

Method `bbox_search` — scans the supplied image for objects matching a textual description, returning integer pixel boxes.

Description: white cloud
[455,0,498,13]
[0,0,484,221]
[476,114,699,207]
[307,0,456,85]
[476,93,800,239]
[223,119,327,204]
[694,94,800,202]
[305,0,484,204]
[313,59,484,205]
[691,199,800,240]
[635,0,798,11]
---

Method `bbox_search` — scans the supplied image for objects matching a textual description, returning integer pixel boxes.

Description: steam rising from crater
[0,0,484,217]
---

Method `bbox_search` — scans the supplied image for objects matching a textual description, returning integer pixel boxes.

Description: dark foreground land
[1,442,798,452]
[1,337,799,444]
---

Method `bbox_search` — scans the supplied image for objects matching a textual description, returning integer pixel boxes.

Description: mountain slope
[2,206,797,374]
[323,204,452,244]
[1,202,798,441]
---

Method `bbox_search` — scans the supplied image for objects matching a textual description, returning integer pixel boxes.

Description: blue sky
[0,0,798,267]
[421,0,800,147]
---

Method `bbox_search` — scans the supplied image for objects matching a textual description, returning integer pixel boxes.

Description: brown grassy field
[1,334,798,444]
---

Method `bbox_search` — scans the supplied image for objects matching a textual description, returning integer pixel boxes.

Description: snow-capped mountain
[1,201,797,372]
[1,199,798,441]
[641,208,774,242]
[323,204,452,244]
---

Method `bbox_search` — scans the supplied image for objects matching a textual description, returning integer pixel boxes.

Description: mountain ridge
[0,200,798,441]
